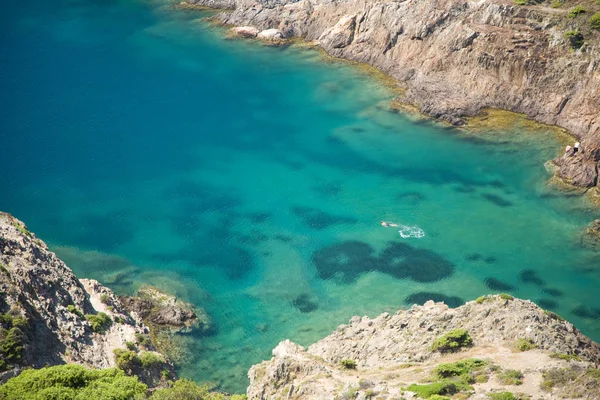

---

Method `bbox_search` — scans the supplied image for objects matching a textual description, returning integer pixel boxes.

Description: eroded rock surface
[0,213,174,386]
[190,0,600,190]
[248,296,600,399]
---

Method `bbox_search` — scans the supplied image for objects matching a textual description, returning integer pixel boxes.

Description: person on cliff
[574,142,581,154]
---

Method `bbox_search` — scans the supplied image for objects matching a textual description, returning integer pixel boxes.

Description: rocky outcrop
[190,0,600,191]
[0,213,174,386]
[247,296,600,399]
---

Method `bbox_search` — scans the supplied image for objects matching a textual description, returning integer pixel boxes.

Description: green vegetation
[339,359,357,369]
[541,366,600,397]
[100,294,111,304]
[549,352,580,361]
[85,312,112,333]
[475,296,488,304]
[498,293,514,301]
[590,12,600,29]
[488,392,516,400]
[0,309,27,371]
[135,333,152,348]
[140,351,165,368]
[498,369,524,385]
[0,364,146,400]
[564,30,585,49]
[0,364,247,400]
[427,396,450,400]
[114,348,141,374]
[0,264,9,277]
[514,338,536,352]
[551,1,564,8]
[407,380,470,398]
[569,5,587,17]
[125,341,137,351]
[12,223,31,237]
[431,329,472,352]
[433,358,487,381]
[66,304,83,318]
[150,379,247,399]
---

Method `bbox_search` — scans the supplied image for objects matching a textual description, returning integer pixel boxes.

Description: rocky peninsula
[186,0,600,192]
[2,212,600,399]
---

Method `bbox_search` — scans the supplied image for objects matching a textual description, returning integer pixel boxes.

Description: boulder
[257,28,284,41]
[230,26,260,38]
[556,153,598,188]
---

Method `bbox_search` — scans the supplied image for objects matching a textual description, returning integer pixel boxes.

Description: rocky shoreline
[2,212,600,398]
[184,0,600,193]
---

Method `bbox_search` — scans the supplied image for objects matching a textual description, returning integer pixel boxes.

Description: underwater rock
[481,193,513,207]
[543,288,564,297]
[291,293,319,313]
[484,277,514,292]
[520,269,545,286]
[582,219,600,248]
[537,298,559,310]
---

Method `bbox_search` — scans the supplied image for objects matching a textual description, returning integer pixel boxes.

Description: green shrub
[433,358,487,380]
[0,311,27,371]
[475,373,489,383]
[161,369,171,380]
[149,379,218,399]
[488,393,516,400]
[475,296,488,304]
[407,380,470,398]
[125,341,137,351]
[113,349,141,374]
[568,6,586,18]
[514,0,528,4]
[498,293,514,301]
[549,352,580,361]
[428,396,451,400]
[66,305,83,318]
[0,264,10,276]
[85,312,112,333]
[140,352,165,368]
[515,338,536,351]
[431,329,472,352]
[100,294,111,304]
[0,364,147,400]
[590,13,600,29]
[551,1,563,8]
[339,359,357,369]
[564,30,585,49]
[135,333,152,348]
[498,369,524,385]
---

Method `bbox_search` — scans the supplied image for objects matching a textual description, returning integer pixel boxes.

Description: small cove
[1,0,600,393]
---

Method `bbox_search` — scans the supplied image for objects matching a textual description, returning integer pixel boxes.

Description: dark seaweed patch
[379,243,455,282]
[543,288,564,297]
[291,293,318,313]
[396,191,426,204]
[572,305,600,319]
[405,292,464,308]
[312,241,378,283]
[520,269,545,286]
[484,277,514,291]
[312,241,454,284]
[465,253,482,262]
[246,212,270,224]
[273,234,293,243]
[538,298,558,310]
[454,185,476,193]
[313,182,342,197]
[291,206,358,230]
[481,193,513,207]
[484,256,497,264]
[236,230,269,246]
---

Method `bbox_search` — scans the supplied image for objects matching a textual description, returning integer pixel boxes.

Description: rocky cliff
[247,295,600,399]
[188,0,600,190]
[0,213,174,386]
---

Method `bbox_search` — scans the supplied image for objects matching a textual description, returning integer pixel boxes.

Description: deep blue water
[1,0,600,392]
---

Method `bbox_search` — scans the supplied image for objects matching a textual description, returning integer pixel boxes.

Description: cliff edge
[0,212,174,386]
[248,295,600,399]
[189,0,600,190]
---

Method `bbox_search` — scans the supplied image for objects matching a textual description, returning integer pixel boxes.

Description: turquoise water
[2,0,600,392]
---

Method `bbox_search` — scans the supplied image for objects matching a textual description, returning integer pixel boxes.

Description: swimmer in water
[380,221,398,227]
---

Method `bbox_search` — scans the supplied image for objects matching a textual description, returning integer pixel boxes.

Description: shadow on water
[312,240,455,283]
[484,277,515,292]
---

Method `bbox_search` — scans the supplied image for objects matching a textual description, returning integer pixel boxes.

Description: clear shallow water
[2,0,600,392]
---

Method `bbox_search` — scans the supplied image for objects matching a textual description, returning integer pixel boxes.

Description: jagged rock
[247,296,600,399]
[555,153,599,188]
[230,26,260,38]
[198,0,600,190]
[120,285,211,335]
[257,28,284,41]
[0,213,174,386]
[582,219,600,249]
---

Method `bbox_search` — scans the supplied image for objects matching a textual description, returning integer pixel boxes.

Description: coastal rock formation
[190,0,600,189]
[247,296,600,399]
[0,213,174,386]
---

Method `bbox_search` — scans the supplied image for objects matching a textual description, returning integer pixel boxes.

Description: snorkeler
[380,221,398,227]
